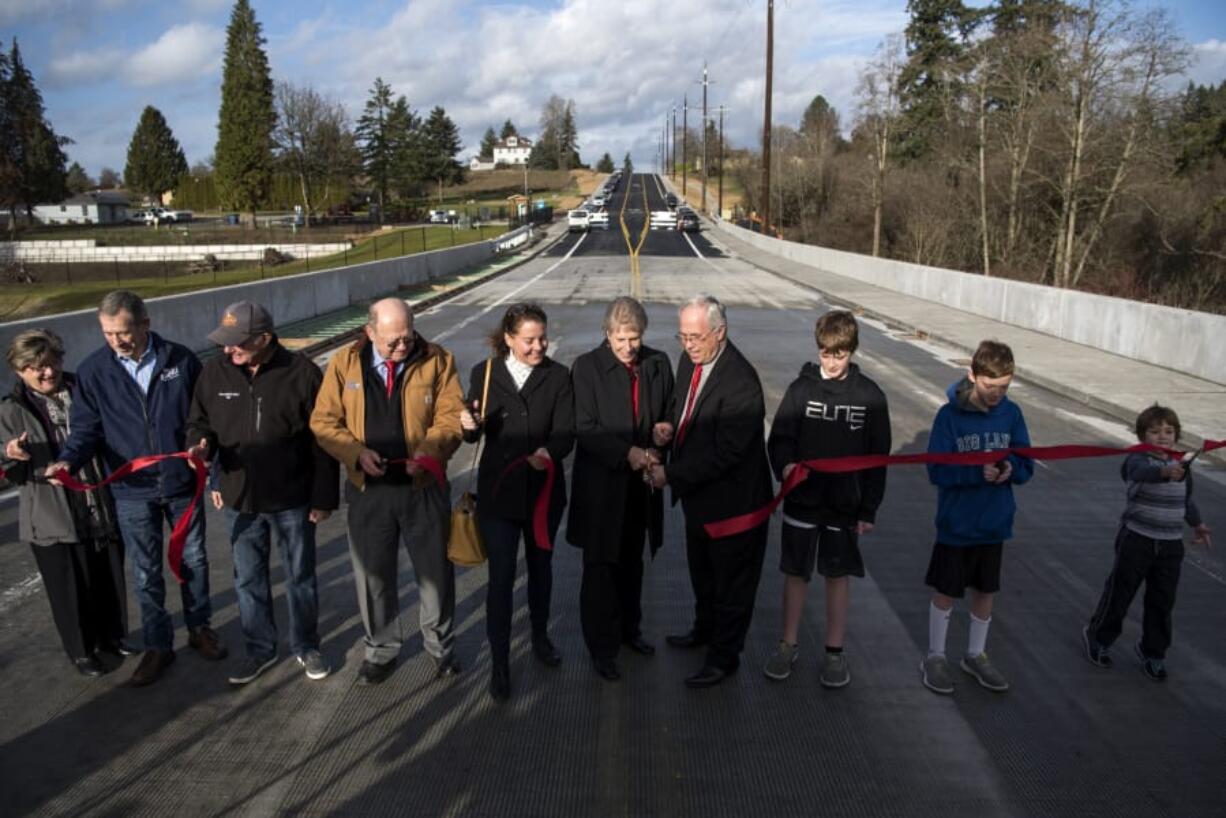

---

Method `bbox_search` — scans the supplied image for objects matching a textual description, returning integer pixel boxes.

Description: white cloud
[0,0,131,26]
[129,23,224,86]
[1189,39,1226,87]
[47,48,126,87]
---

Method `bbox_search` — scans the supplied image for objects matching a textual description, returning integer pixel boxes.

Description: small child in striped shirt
[1083,405,1212,680]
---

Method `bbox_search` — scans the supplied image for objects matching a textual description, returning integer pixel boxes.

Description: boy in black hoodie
[763,311,891,688]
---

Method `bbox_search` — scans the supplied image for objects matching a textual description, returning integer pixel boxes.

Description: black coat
[666,340,773,525]
[566,342,674,561]
[464,356,574,527]
[186,340,339,514]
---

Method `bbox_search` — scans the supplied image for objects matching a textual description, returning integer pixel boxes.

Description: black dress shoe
[489,662,511,702]
[532,634,562,667]
[357,658,397,685]
[623,636,656,656]
[684,665,732,689]
[593,658,621,681]
[665,631,708,649]
[73,654,107,678]
[98,639,138,657]
[433,654,462,678]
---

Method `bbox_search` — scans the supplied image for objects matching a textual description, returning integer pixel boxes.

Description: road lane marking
[434,232,587,343]
[0,572,43,614]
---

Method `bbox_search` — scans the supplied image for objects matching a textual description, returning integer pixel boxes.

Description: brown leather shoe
[188,626,228,661]
[129,649,175,687]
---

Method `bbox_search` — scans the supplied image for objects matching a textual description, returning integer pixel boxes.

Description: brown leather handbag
[447,358,491,567]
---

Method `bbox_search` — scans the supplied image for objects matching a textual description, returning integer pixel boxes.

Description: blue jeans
[226,505,319,659]
[114,495,211,652]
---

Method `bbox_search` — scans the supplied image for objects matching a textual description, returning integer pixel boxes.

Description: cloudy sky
[5,0,1226,178]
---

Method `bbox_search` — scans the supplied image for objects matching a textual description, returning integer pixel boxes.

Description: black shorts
[925,541,1003,597]
[780,522,864,582]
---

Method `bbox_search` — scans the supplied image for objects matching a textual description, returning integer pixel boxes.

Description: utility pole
[718,105,728,219]
[701,63,710,216]
[761,0,774,235]
[682,93,688,196]
[671,106,677,179]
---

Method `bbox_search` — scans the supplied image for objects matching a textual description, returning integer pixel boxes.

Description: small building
[469,156,497,172]
[33,191,130,225]
[493,135,532,166]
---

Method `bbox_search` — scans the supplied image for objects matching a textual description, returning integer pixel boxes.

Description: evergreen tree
[622,152,633,175]
[896,0,976,159]
[214,0,276,221]
[65,161,94,193]
[479,126,497,160]
[500,119,518,139]
[595,152,615,173]
[559,100,581,169]
[1,39,70,227]
[422,106,464,188]
[356,78,397,219]
[388,95,424,200]
[1171,80,1226,173]
[125,106,188,199]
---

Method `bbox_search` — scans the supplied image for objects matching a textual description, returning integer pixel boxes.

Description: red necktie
[676,363,703,445]
[625,362,639,423]
[384,362,396,399]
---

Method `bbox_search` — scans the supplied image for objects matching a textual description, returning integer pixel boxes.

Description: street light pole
[761,0,774,235]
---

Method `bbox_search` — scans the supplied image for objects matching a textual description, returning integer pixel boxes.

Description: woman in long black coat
[567,297,675,681]
[0,329,129,677]
[460,302,574,702]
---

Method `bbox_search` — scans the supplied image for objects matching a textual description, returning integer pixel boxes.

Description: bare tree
[275,81,358,224]
[856,34,904,257]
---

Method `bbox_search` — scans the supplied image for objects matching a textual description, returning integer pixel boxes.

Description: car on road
[568,209,591,232]
[588,209,610,229]
[429,209,458,224]
[665,193,678,209]
[592,193,607,207]
[143,206,193,224]
[677,211,700,232]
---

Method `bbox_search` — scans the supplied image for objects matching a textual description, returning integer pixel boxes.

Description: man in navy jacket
[49,290,227,686]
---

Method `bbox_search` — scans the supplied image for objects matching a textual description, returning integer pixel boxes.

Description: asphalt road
[0,175,1223,817]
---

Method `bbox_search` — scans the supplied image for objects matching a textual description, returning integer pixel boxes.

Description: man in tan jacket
[311,297,464,685]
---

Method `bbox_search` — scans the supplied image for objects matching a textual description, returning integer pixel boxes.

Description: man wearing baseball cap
[186,301,339,685]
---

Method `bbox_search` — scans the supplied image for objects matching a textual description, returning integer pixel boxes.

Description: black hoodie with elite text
[767,361,891,526]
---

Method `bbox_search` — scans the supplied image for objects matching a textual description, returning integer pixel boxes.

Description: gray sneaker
[763,641,798,681]
[228,654,277,685]
[819,651,851,688]
[960,652,1010,692]
[297,650,331,680]
[920,654,954,695]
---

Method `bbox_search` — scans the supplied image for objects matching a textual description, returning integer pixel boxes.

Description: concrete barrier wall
[0,239,496,390]
[0,242,349,262]
[713,219,1226,385]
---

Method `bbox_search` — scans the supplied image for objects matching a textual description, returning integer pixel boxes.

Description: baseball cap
[208,301,274,346]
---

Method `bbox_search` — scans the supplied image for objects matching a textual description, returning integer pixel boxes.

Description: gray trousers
[345,479,455,665]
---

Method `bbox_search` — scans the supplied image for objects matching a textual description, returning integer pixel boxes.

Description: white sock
[967,613,991,658]
[928,602,951,657]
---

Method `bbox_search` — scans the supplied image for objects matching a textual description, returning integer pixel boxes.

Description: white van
[567,209,591,232]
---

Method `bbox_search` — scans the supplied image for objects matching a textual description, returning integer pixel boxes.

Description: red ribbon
[704,439,1226,540]
[385,454,446,487]
[48,453,208,584]
[494,454,557,551]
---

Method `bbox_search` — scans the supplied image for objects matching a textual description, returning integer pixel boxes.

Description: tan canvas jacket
[310,335,464,490]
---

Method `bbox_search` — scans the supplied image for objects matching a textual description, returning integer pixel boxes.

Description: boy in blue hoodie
[920,340,1033,695]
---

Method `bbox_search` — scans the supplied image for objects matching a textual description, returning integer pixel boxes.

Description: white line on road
[433,232,587,343]
[0,572,43,614]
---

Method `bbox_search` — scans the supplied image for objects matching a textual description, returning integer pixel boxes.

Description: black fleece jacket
[766,361,891,525]
[186,339,339,514]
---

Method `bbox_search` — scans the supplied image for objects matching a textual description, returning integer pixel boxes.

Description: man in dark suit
[649,295,773,688]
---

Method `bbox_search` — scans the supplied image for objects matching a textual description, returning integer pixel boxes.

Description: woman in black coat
[0,329,129,677]
[460,303,574,702]
[566,297,675,681]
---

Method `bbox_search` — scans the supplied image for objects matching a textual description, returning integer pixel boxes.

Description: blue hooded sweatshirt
[926,378,1033,546]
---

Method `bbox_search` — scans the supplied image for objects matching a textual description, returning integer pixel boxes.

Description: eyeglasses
[674,328,718,345]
